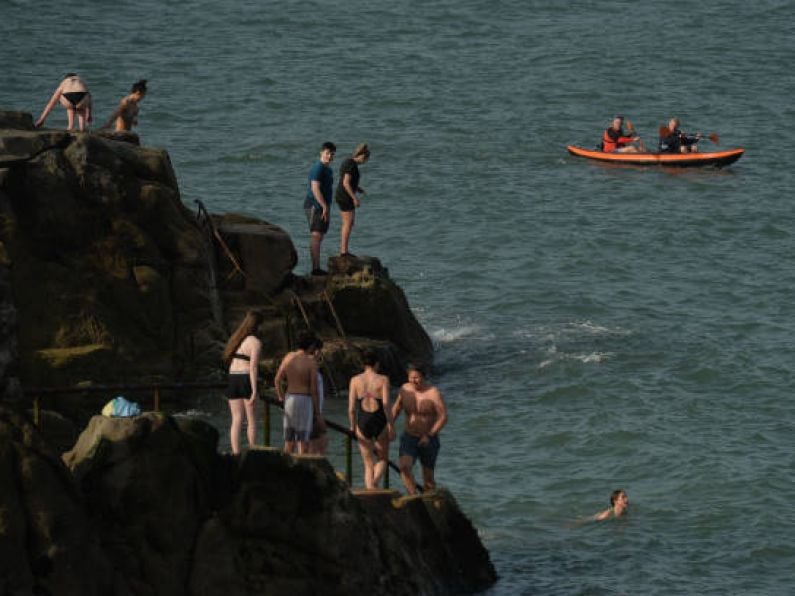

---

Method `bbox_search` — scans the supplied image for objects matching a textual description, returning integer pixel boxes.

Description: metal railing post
[263,395,271,447]
[385,458,390,489]
[345,434,353,486]
[33,396,41,428]
[153,386,161,412]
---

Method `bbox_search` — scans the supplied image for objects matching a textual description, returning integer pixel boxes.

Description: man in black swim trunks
[392,364,448,495]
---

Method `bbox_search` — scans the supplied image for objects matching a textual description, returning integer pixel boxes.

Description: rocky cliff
[0,409,496,595]
[0,110,432,419]
[0,111,492,595]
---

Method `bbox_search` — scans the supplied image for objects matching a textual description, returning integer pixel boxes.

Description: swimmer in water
[593,489,629,521]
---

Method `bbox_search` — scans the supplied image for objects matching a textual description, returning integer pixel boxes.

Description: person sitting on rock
[222,310,263,455]
[392,364,448,495]
[34,73,93,131]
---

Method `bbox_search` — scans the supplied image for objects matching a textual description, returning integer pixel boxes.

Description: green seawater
[4,1,795,593]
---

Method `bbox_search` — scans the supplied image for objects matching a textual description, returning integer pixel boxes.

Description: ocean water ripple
[4,0,795,592]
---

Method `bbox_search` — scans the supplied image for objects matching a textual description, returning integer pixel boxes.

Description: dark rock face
[326,256,434,368]
[56,413,496,595]
[0,112,226,392]
[64,413,217,596]
[0,406,115,596]
[0,171,21,407]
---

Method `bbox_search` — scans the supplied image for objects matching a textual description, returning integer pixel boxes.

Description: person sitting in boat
[601,115,642,153]
[659,117,702,154]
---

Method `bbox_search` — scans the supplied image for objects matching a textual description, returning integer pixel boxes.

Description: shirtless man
[593,489,629,521]
[35,73,92,131]
[274,333,326,454]
[105,79,147,131]
[392,364,448,495]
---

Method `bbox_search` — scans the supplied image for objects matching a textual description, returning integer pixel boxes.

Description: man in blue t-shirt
[304,141,336,276]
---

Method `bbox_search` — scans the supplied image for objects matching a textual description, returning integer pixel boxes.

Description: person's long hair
[222,310,263,366]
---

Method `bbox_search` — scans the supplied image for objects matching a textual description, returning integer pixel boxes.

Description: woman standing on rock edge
[222,310,264,455]
[334,143,370,257]
[34,73,92,131]
[348,348,395,489]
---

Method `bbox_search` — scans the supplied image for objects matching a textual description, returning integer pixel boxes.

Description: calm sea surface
[4,0,795,593]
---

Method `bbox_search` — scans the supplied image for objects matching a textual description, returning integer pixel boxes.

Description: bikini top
[232,352,251,362]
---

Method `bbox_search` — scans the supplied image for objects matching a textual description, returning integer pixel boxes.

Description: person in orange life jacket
[659,117,702,154]
[602,115,642,153]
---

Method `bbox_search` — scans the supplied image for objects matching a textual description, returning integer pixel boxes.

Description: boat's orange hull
[567,145,744,167]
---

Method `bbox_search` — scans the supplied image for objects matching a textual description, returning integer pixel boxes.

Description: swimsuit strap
[233,352,251,361]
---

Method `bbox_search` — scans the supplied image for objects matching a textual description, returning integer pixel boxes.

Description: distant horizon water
[4,1,795,593]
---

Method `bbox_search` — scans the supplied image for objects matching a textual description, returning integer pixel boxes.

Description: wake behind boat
[567,145,744,168]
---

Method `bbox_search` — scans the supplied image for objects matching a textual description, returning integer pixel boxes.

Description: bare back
[228,335,261,373]
[351,369,389,412]
[61,76,88,93]
[281,351,317,395]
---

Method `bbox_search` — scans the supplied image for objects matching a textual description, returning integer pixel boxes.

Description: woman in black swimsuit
[347,348,395,489]
[334,143,370,257]
[222,310,264,455]
[35,73,92,131]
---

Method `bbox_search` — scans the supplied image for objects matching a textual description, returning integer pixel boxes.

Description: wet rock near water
[0,410,498,595]
[0,407,115,596]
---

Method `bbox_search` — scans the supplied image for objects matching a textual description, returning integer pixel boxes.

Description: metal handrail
[22,381,403,490]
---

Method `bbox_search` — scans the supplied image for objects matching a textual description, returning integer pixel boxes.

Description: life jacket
[602,128,634,153]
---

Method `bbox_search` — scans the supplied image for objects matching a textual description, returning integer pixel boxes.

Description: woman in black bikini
[347,348,395,489]
[35,73,92,131]
[222,310,264,455]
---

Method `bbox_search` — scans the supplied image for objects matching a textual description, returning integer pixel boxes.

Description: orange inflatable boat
[567,145,744,168]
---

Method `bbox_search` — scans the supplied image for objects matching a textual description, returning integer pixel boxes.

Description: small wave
[537,350,612,369]
[431,324,482,343]
[576,352,613,364]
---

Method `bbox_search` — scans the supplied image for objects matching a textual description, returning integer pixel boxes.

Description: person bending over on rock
[659,117,701,154]
[274,332,326,454]
[348,348,395,489]
[392,364,448,495]
[593,489,630,521]
[602,115,643,153]
[104,79,147,131]
[222,310,263,455]
[304,142,336,276]
[35,73,93,131]
[335,143,370,258]
[307,337,329,455]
